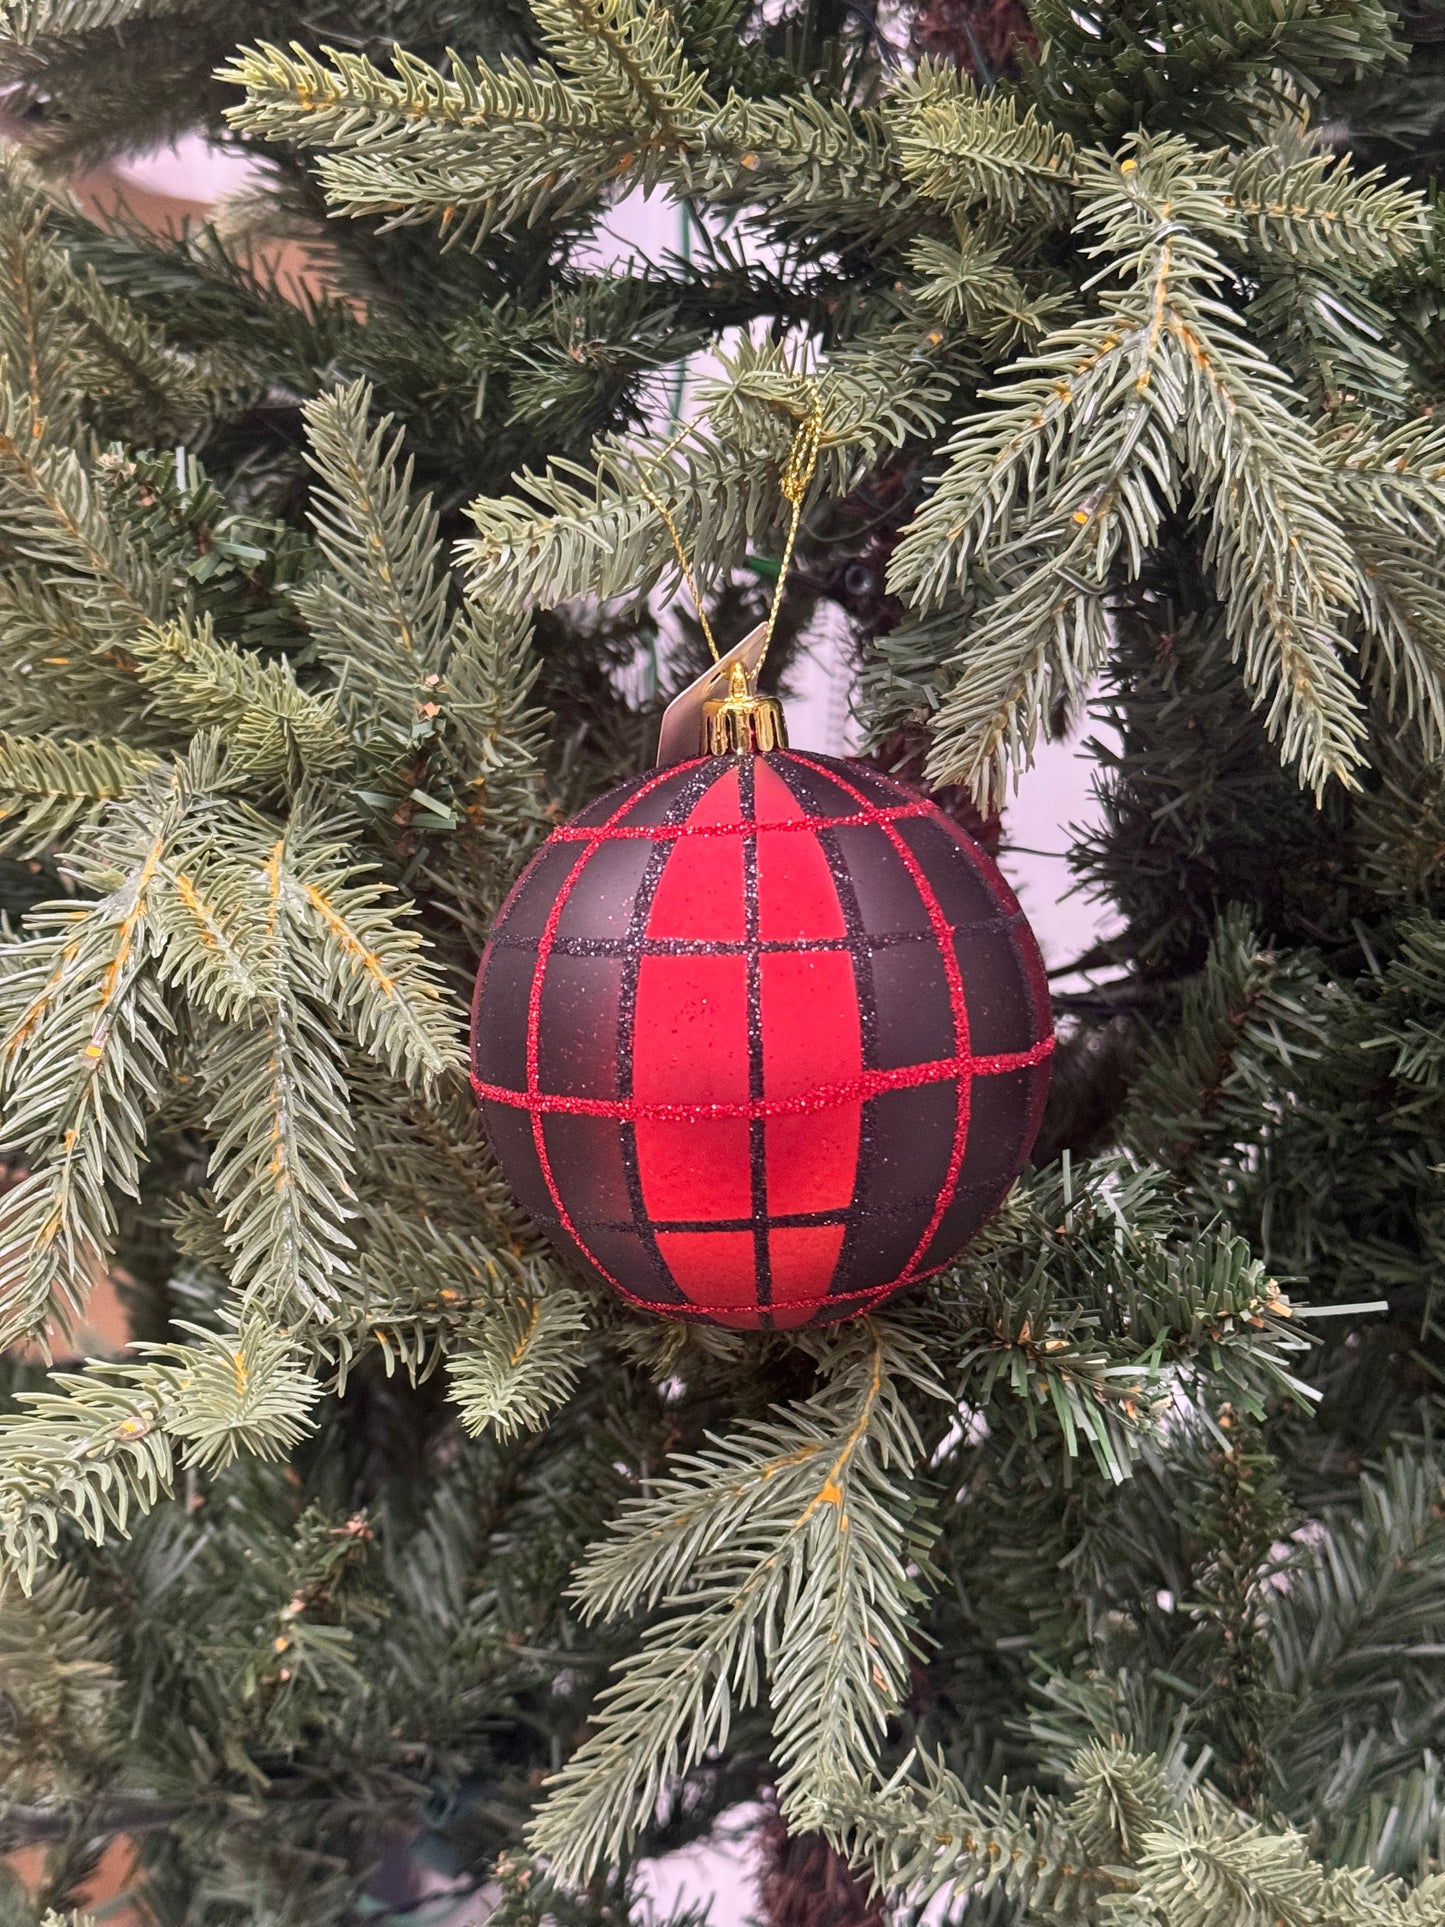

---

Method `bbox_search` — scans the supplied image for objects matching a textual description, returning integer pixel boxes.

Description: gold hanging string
[635,413,721,662]
[755,386,826,682]
[633,383,826,673]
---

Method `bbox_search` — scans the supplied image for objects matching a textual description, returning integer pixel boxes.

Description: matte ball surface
[470,750,1053,1329]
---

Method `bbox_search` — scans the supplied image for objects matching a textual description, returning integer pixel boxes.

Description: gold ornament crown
[703,661,788,756]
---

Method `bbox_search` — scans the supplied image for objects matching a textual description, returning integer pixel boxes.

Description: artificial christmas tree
[0,2,1443,1925]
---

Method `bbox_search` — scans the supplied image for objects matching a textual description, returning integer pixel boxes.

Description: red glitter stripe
[473,1035,1054,1121]
[548,801,932,843]
[785,752,975,1287]
[599,1264,919,1323]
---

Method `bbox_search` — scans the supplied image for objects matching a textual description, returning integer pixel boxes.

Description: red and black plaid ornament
[470,750,1053,1329]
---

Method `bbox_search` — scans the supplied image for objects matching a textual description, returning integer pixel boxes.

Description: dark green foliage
[1023,0,1402,144]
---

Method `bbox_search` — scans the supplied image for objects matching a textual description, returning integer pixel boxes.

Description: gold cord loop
[635,415,720,661]
[637,383,825,678]
[757,389,825,682]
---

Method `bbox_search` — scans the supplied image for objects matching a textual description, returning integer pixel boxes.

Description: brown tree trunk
[756,1802,886,1927]
[912,0,1037,79]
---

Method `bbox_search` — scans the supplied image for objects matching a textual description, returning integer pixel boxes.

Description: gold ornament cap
[655,620,790,764]
[701,661,787,756]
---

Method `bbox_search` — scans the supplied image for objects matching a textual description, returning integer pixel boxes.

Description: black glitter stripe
[612,758,725,1301]
[485,926,966,959]
[769,753,884,1308]
[526,1191,955,1235]
[739,756,773,1324]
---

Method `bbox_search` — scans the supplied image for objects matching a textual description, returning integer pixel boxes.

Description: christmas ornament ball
[470,750,1053,1329]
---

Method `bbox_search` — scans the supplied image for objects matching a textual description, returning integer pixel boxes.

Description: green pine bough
[0,1,1438,1923]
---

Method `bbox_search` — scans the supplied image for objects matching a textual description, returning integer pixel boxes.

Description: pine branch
[0,147,89,443]
[0,736,453,1351]
[3,0,194,37]
[0,1364,175,1589]
[1251,265,1413,416]
[0,748,210,1349]
[1025,0,1403,143]
[296,380,452,751]
[1226,122,1425,412]
[893,135,1369,806]
[0,1564,117,1798]
[462,420,785,617]
[827,1737,1445,1926]
[447,1287,590,1441]
[692,95,907,244]
[1123,905,1331,1186]
[0,1319,319,1589]
[1127,1793,1412,1926]
[0,379,163,652]
[931,1159,1316,1478]
[1064,1740,1179,1868]
[150,814,274,1024]
[904,224,1070,353]
[891,253,1186,800]
[820,1745,1107,1919]
[348,1207,549,1384]
[0,732,159,856]
[461,332,954,611]
[221,28,928,252]
[60,255,235,444]
[0,1802,177,1846]
[452,277,710,440]
[1326,418,1445,755]
[0,147,230,445]
[530,1320,945,1880]
[1269,1447,1445,1824]
[422,602,551,948]
[280,806,464,1090]
[529,0,711,149]
[1174,285,1368,801]
[1367,914,1445,1090]
[221,21,713,242]
[1399,1880,1445,1926]
[348,1067,536,1257]
[169,803,364,1325]
[230,1502,379,1717]
[1230,148,1428,278]
[0,570,153,738]
[886,59,1076,224]
[201,985,356,1327]
[132,619,351,788]
[147,1312,322,1470]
